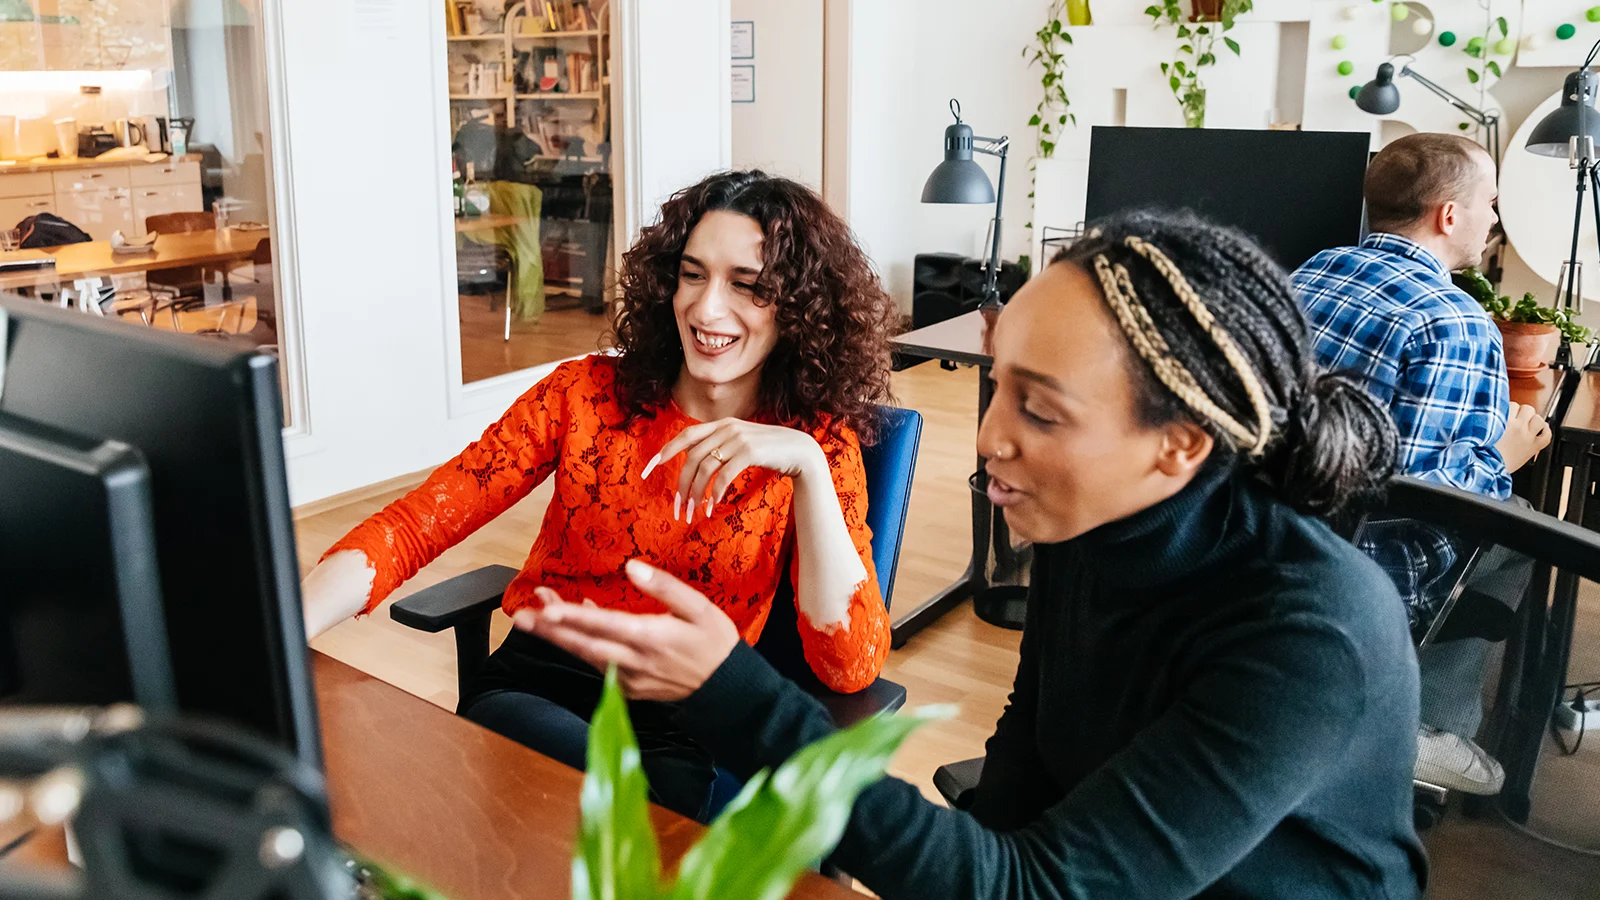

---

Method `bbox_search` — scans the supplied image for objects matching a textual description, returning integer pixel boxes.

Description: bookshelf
[445,0,615,323]
[444,1,609,144]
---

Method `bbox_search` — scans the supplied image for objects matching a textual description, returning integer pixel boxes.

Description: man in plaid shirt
[1294,133,1550,797]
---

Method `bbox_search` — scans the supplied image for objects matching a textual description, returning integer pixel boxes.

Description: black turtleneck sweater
[680,466,1428,899]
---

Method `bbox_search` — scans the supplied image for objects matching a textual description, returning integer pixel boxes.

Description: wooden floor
[295,360,1600,897]
[457,292,612,385]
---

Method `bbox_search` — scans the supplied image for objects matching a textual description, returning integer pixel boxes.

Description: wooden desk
[890,311,1026,645]
[0,656,851,899]
[454,214,523,234]
[318,654,851,900]
[0,229,266,291]
[1492,367,1597,824]
[1508,367,1566,421]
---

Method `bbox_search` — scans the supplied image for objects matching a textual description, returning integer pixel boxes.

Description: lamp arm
[1401,66,1496,129]
[971,137,1010,305]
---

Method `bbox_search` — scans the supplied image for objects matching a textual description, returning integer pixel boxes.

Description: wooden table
[1492,366,1600,824]
[0,655,852,900]
[454,213,523,234]
[0,229,266,291]
[890,311,1028,646]
[322,654,852,899]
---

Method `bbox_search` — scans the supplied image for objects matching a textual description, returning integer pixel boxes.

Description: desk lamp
[1356,60,1501,171]
[1525,39,1600,367]
[921,99,1010,313]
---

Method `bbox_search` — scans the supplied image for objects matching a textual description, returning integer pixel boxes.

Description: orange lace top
[324,355,890,693]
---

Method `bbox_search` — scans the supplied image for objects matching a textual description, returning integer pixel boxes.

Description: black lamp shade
[922,121,995,204]
[1527,70,1600,158]
[1356,62,1401,115]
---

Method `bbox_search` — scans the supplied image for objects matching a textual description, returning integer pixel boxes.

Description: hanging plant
[1025,1,1075,161]
[1021,1,1076,253]
[1146,0,1253,128]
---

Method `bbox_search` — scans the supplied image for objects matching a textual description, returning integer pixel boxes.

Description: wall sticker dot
[1466,36,1484,52]
[1559,23,1578,40]
[1338,60,1355,75]
[1411,17,1432,36]
[1331,33,1349,50]
[1493,38,1516,55]
[1349,85,1361,100]
[1589,7,1600,24]
[1438,30,1456,47]
[1390,3,1408,21]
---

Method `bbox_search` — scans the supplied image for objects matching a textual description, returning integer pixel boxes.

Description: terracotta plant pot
[1496,320,1561,378]
[1191,0,1224,22]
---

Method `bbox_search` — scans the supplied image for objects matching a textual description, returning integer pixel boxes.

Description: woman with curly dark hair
[299,170,900,821]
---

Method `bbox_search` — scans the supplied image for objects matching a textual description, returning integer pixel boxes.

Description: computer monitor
[0,297,320,766]
[0,416,175,711]
[1084,126,1371,271]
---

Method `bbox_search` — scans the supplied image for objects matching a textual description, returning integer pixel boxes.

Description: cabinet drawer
[0,171,55,199]
[53,165,132,195]
[54,187,134,242]
[132,184,203,236]
[0,194,54,230]
[131,160,201,188]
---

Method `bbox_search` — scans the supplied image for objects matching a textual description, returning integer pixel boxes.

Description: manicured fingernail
[705,498,714,517]
[641,453,660,481]
[674,492,681,520]
[626,559,654,584]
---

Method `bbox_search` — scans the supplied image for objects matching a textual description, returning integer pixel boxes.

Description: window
[444,0,615,385]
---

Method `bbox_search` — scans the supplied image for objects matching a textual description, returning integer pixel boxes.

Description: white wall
[268,0,730,506]
[730,0,823,189]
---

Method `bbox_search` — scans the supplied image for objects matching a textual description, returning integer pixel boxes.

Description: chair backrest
[1358,476,1600,584]
[753,405,923,681]
[859,405,923,609]
[145,211,213,235]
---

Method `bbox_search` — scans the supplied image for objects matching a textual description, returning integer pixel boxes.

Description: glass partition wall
[445,0,614,385]
[0,0,290,423]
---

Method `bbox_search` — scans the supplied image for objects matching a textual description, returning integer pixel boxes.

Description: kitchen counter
[0,152,199,175]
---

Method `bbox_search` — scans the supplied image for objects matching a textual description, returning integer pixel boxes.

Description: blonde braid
[1091,255,1261,449]
[1123,236,1275,455]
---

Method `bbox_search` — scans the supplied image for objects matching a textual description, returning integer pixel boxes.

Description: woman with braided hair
[523,210,1428,898]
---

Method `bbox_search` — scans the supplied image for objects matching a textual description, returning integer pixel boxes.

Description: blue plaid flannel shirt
[1293,234,1511,632]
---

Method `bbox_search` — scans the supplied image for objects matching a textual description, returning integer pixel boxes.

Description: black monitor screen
[1084,126,1370,271]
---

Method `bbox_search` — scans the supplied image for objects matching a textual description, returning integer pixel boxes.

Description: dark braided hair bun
[1059,210,1397,516]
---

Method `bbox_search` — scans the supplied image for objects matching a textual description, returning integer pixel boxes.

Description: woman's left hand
[515,559,739,701]
[641,419,826,522]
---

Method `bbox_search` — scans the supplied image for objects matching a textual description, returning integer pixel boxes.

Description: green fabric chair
[459,181,544,323]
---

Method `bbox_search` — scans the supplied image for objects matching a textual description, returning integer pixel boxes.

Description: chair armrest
[932,757,985,810]
[813,678,907,730]
[389,565,518,633]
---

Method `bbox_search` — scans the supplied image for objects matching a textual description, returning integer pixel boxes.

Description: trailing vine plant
[1458,12,1509,135]
[1146,0,1253,128]
[1021,0,1076,262]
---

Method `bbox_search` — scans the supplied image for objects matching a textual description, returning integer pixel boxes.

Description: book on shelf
[444,0,462,36]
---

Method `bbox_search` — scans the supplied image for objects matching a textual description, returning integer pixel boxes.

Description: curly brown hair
[608,170,899,442]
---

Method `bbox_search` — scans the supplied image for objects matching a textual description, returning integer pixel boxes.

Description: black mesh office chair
[932,476,1600,831]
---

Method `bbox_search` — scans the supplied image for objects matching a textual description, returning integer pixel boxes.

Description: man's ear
[1435,199,1459,238]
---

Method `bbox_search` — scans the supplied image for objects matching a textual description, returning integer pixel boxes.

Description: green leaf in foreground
[573,666,662,900]
[666,705,953,900]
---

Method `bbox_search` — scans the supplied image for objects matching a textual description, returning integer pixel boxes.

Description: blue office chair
[389,405,923,794]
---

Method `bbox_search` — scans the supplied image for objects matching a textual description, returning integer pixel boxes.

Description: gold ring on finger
[711,448,726,463]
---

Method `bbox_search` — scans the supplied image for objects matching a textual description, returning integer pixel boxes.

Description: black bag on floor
[17,213,92,249]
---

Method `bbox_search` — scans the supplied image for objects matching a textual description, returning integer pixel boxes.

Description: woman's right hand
[300,549,376,642]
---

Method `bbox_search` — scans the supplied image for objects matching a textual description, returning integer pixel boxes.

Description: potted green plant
[1145,0,1253,128]
[1455,267,1593,377]
[572,668,945,900]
